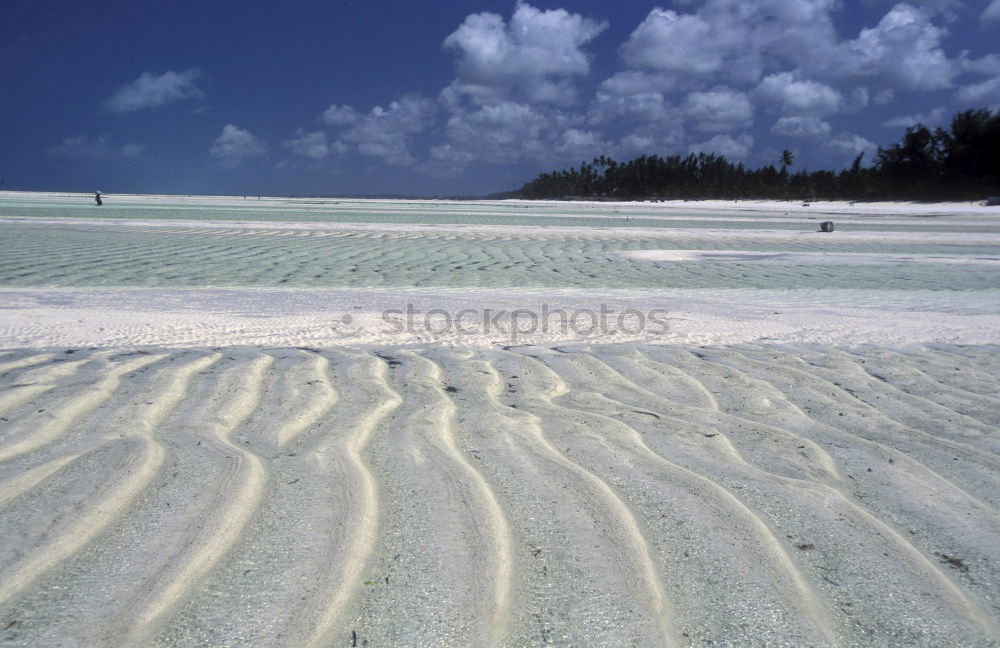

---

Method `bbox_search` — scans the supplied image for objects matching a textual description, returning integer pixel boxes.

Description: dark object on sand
[95,192,103,206]
[820,221,835,232]
[986,196,1000,206]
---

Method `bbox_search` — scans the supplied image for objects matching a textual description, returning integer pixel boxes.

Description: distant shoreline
[1,189,996,217]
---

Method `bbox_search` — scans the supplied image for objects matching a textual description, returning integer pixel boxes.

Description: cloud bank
[193,1,1000,184]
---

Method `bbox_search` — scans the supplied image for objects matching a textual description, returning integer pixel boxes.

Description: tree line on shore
[516,108,1000,201]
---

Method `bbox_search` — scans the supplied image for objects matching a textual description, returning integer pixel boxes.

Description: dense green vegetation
[517,109,1000,201]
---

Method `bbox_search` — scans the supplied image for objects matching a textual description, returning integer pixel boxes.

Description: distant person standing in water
[95,192,103,206]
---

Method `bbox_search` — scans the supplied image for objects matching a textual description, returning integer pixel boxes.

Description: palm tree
[779,149,794,173]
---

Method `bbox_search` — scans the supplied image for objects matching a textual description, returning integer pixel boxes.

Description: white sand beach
[0,192,999,646]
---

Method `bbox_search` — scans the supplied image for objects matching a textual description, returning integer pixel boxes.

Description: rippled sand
[0,193,998,646]
[0,345,998,647]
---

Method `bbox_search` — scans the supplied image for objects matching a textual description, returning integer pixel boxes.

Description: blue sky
[3,0,999,196]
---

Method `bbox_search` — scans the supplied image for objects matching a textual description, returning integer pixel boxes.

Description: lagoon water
[1,193,999,292]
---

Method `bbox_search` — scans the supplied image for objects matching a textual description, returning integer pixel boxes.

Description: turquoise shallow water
[1,221,998,291]
[1,196,998,291]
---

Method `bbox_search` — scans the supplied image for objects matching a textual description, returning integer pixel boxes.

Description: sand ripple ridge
[0,345,998,646]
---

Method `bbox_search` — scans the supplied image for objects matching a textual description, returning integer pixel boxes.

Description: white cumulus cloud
[104,69,203,113]
[443,1,607,105]
[320,104,359,126]
[209,124,267,166]
[620,9,726,76]
[619,0,840,85]
[983,0,1000,22]
[618,133,656,154]
[770,116,832,139]
[862,0,962,16]
[599,70,674,97]
[690,133,754,159]
[823,131,877,163]
[962,54,1000,77]
[754,73,844,116]
[436,101,558,165]
[882,106,947,128]
[588,90,671,124]
[338,97,436,166]
[424,100,606,176]
[955,76,1000,108]
[616,1,961,102]
[682,87,753,132]
[284,130,331,160]
[815,4,956,91]
[555,128,609,159]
